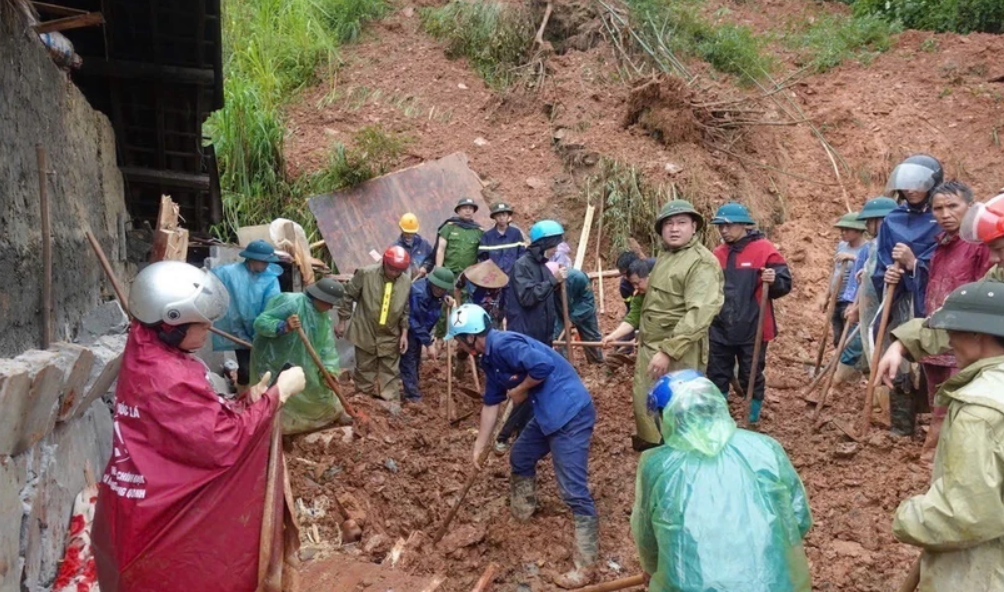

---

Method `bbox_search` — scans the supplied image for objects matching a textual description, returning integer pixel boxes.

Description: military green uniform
[633,236,724,444]
[439,222,483,276]
[251,292,343,434]
[338,264,411,401]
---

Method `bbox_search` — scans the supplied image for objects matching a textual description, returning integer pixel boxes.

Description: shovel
[812,260,849,375]
[858,266,898,438]
[295,326,369,429]
[742,278,770,428]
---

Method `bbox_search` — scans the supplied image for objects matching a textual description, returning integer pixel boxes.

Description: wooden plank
[573,204,595,270]
[120,166,211,190]
[149,196,189,262]
[33,11,104,34]
[31,2,88,17]
[308,153,491,274]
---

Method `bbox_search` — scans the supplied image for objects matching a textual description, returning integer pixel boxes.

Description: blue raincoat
[631,376,812,592]
[871,203,940,318]
[210,261,281,351]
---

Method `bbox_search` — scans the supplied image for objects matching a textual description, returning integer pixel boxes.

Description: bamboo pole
[596,194,606,315]
[560,282,577,369]
[566,574,646,592]
[813,260,849,375]
[36,145,52,349]
[812,290,861,423]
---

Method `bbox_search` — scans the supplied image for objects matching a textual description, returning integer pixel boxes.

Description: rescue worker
[252,277,348,433]
[435,197,484,279]
[209,239,281,391]
[602,258,654,347]
[828,212,868,345]
[401,267,456,401]
[707,203,792,424]
[632,371,812,592]
[553,266,604,364]
[878,281,1004,592]
[478,202,525,317]
[336,245,412,402]
[393,212,434,277]
[873,155,944,436]
[462,258,509,328]
[507,219,566,344]
[632,200,724,450]
[918,181,992,453]
[93,261,307,592]
[614,250,654,352]
[447,304,599,589]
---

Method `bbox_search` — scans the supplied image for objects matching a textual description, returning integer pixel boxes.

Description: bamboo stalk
[36,145,52,349]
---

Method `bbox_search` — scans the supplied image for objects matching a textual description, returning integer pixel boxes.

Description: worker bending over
[401,267,456,401]
[93,261,307,592]
[448,304,599,589]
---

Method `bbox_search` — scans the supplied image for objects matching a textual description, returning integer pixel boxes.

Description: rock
[473,137,489,147]
[12,350,63,456]
[439,523,486,555]
[833,442,859,459]
[0,456,27,592]
[664,162,683,175]
[76,301,129,345]
[383,459,399,473]
[789,249,807,263]
[831,539,867,558]
[74,334,128,419]
[299,546,319,561]
[552,128,567,141]
[458,83,468,90]
[0,358,32,455]
[525,177,545,190]
[52,344,96,422]
[402,5,415,17]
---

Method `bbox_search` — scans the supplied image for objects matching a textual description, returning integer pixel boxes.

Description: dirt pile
[623,75,703,146]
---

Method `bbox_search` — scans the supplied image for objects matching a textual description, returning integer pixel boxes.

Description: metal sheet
[308,153,490,273]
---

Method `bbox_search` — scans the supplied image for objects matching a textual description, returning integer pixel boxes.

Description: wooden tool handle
[859,268,898,436]
[566,574,646,592]
[295,325,358,419]
[898,556,921,592]
[742,279,771,427]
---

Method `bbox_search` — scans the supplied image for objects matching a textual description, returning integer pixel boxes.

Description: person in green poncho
[250,278,347,434]
[632,371,812,592]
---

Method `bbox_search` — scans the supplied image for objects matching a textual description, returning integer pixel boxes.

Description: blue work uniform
[477,225,525,317]
[481,331,597,517]
[393,233,434,275]
[839,241,873,367]
[401,278,445,400]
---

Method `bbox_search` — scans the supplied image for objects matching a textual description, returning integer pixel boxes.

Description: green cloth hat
[428,267,456,291]
[655,199,704,233]
[834,212,866,231]
[305,278,344,305]
[926,281,1004,338]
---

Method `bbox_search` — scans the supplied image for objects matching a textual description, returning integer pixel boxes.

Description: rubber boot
[833,362,861,387]
[874,385,891,428]
[889,384,917,437]
[554,515,599,589]
[748,399,763,424]
[510,475,537,522]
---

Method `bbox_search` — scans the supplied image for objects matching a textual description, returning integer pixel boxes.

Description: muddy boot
[889,385,917,437]
[833,362,861,386]
[874,385,891,428]
[554,515,599,589]
[510,475,537,522]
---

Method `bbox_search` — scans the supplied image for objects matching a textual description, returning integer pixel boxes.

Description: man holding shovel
[252,277,349,433]
[401,266,456,402]
[631,200,724,451]
[337,245,412,402]
[706,203,792,424]
[447,303,599,589]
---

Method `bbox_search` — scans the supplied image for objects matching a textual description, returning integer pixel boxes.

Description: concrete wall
[0,2,129,357]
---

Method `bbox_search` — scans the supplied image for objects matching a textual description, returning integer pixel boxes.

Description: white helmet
[129,261,230,325]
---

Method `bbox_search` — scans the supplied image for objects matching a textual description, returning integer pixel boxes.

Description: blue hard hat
[239,239,281,263]
[528,220,565,243]
[710,202,754,225]
[647,369,704,414]
[857,196,898,220]
[445,303,492,340]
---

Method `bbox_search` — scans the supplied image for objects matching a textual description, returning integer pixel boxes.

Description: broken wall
[0,2,129,357]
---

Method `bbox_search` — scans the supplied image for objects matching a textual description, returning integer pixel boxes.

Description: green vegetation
[624,0,775,85]
[305,126,411,193]
[788,12,900,73]
[852,0,1003,34]
[589,160,662,257]
[208,0,390,240]
[419,1,536,89]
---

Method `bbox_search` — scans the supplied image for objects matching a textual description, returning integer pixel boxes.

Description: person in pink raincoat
[92,261,306,592]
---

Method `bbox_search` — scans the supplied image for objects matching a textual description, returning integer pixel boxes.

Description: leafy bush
[420,1,536,88]
[304,126,412,193]
[852,0,1003,34]
[790,12,901,73]
[696,24,776,81]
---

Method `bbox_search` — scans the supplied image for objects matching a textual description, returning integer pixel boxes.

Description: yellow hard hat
[399,213,420,233]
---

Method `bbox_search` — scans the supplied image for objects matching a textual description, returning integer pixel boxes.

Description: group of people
[89,153,1004,592]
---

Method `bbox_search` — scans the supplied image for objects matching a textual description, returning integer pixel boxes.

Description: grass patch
[208,0,389,240]
[788,12,900,73]
[420,1,536,89]
[852,0,1003,34]
[302,125,412,193]
[623,0,775,86]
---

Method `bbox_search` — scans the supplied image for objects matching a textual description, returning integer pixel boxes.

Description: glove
[276,366,306,403]
[248,372,271,403]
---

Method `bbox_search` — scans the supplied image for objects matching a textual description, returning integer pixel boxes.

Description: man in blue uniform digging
[446,303,599,589]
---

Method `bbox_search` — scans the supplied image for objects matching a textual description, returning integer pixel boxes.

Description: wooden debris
[149,195,189,262]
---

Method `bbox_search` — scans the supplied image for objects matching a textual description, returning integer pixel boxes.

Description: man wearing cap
[435,198,484,279]
[632,200,723,450]
[393,212,434,278]
[707,203,792,424]
[210,239,282,392]
[827,212,868,346]
[251,277,347,433]
[336,246,412,402]
[876,281,1004,592]
[478,202,525,317]
[401,267,456,401]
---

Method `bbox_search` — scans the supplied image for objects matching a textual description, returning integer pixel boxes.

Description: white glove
[276,367,306,403]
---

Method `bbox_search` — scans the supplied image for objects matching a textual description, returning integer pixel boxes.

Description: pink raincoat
[93,323,283,592]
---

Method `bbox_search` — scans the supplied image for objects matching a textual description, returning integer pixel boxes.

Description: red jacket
[711,231,792,344]
[93,323,282,592]
[922,232,993,367]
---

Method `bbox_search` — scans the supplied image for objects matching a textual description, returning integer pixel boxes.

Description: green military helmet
[834,212,866,231]
[655,199,704,234]
[490,202,514,217]
[305,278,344,305]
[926,281,1004,338]
[428,267,456,291]
[710,202,754,225]
[858,197,898,220]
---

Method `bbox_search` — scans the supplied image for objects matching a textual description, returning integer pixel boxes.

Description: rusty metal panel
[308,153,491,273]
